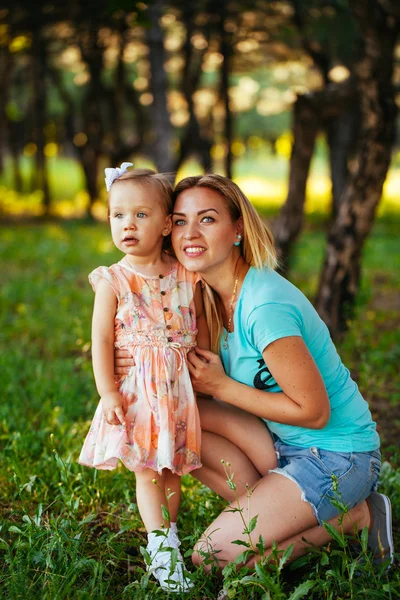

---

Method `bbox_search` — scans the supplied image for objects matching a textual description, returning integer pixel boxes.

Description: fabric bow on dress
[104,162,133,191]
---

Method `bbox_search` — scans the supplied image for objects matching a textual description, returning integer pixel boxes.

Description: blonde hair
[173,174,278,352]
[109,168,173,215]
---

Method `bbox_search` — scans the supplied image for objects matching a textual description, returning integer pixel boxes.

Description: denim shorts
[269,435,381,525]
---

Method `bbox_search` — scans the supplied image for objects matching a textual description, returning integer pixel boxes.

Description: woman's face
[172,186,241,274]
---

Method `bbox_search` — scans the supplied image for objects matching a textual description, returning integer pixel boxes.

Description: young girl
[79,164,208,592]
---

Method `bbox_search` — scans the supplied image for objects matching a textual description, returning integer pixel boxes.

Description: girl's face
[172,187,242,275]
[109,182,171,258]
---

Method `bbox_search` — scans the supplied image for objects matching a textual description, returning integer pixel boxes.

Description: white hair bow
[104,162,133,191]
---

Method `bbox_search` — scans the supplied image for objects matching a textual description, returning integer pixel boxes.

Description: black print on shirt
[253,358,275,390]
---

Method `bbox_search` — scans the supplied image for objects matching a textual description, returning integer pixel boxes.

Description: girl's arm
[92,279,126,426]
[194,282,210,350]
[187,337,330,429]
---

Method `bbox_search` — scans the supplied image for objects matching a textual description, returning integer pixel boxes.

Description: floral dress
[78,260,202,476]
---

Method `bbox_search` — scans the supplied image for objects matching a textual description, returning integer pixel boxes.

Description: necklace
[223,273,239,350]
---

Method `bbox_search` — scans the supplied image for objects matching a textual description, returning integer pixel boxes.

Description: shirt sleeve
[247,302,303,354]
[88,266,120,299]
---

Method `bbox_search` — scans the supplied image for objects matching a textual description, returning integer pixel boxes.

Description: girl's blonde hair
[173,174,278,352]
[109,168,173,215]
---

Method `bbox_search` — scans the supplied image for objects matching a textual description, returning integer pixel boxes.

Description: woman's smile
[183,245,207,257]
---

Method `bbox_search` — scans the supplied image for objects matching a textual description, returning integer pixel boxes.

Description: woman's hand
[101,391,126,426]
[114,348,135,376]
[187,347,228,396]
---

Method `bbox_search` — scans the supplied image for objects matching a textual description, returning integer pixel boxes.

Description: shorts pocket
[309,446,355,481]
[354,454,381,503]
[370,456,381,477]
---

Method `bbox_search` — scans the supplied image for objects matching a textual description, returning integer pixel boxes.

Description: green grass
[0,218,399,598]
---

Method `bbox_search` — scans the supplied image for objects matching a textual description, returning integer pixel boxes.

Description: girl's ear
[163,214,172,236]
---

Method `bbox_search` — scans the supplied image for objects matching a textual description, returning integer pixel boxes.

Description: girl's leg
[136,469,168,532]
[140,469,193,592]
[192,472,370,570]
[164,470,181,523]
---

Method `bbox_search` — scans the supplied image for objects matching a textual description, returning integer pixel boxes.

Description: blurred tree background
[0,0,399,334]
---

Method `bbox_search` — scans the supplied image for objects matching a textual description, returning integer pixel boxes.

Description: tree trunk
[78,26,106,211]
[0,47,11,176]
[273,94,318,269]
[273,81,356,270]
[219,0,233,179]
[31,32,51,213]
[325,102,359,219]
[9,128,23,193]
[174,3,212,172]
[315,0,398,337]
[147,0,175,172]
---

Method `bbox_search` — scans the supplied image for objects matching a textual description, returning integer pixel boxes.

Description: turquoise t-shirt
[220,267,379,452]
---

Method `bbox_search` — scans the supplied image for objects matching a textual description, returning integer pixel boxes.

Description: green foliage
[0,220,399,598]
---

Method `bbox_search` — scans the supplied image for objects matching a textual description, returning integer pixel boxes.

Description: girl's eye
[137,212,146,218]
[201,216,214,223]
[114,213,123,219]
[173,219,186,226]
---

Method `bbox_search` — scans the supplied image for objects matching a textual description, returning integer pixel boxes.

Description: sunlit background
[0,1,399,219]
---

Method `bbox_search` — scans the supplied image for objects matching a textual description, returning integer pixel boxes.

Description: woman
[117,173,394,570]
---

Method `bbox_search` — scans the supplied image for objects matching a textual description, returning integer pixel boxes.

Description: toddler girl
[79,164,208,592]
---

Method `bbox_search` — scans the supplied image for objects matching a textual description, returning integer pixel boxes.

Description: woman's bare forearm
[213,376,329,429]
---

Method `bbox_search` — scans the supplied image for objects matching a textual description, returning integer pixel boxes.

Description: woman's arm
[194,282,210,350]
[92,280,126,425]
[187,337,330,429]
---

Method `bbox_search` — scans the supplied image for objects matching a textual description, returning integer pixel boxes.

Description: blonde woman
[117,173,393,571]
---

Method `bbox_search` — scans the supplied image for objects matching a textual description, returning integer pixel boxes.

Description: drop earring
[234,234,242,247]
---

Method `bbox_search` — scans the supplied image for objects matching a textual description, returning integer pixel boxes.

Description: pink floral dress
[78,260,202,476]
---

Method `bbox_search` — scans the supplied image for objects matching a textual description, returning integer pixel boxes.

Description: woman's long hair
[173,174,278,352]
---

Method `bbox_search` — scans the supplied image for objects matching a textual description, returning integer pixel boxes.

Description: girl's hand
[115,348,135,375]
[187,347,227,396]
[101,391,126,426]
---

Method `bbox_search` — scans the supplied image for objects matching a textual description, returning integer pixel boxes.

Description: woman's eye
[173,219,186,226]
[137,212,146,218]
[201,216,214,223]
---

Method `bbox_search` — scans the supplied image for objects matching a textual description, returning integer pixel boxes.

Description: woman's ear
[236,216,244,237]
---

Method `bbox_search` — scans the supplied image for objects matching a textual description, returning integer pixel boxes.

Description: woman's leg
[247,500,369,567]
[192,472,370,570]
[192,399,376,570]
[194,397,278,500]
[164,470,181,522]
[136,469,168,531]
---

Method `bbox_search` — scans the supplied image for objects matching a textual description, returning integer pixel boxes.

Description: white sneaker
[146,530,194,593]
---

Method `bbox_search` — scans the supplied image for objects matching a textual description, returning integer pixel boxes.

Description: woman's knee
[191,537,223,572]
[192,530,237,571]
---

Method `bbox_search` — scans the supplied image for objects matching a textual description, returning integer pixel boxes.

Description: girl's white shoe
[146,529,194,593]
